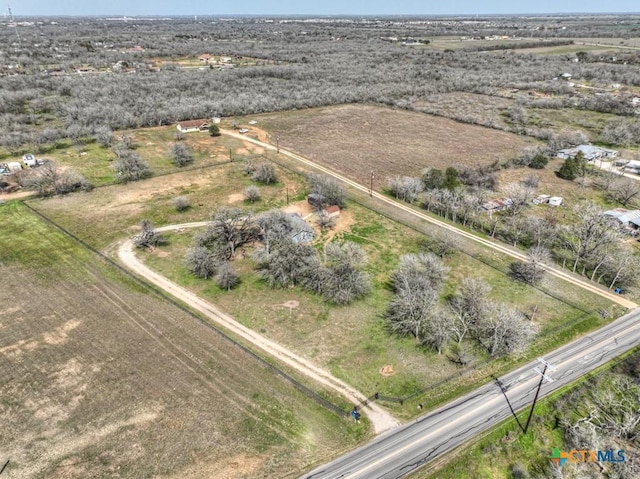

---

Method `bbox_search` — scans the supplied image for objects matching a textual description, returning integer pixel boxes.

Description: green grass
[0,199,372,479]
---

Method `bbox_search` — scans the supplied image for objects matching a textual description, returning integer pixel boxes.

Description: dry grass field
[251,104,536,185]
[0,202,367,479]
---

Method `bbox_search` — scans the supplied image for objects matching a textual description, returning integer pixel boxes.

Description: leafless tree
[423,229,461,258]
[316,211,336,230]
[114,150,150,182]
[308,174,346,208]
[388,175,424,202]
[503,182,536,217]
[22,162,92,196]
[562,202,621,274]
[132,219,166,249]
[215,262,240,291]
[609,178,640,207]
[448,278,491,343]
[320,242,371,305]
[243,185,261,203]
[251,163,277,184]
[94,125,113,147]
[196,207,259,259]
[184,246,218,279]
[477,303,535,357]
[255,238,320,288]
[521,173,540,189]
[510,246,552,285]
[169,142,193,167]
[172,196,190,212]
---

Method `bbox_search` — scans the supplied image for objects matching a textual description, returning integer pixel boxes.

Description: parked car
[239,128,249,134]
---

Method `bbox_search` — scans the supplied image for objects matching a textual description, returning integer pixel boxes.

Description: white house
[176,119,209,133]
[557,144,618,162]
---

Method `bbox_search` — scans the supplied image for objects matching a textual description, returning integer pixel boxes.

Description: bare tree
[255,238,320,288]
[387,280,441,344]
[132,219,166,249]
[320,242,371,305]
[503,182,535,217]
[196,207,259,259]
[169,142,193,167]
[316,211,336,230]
[477,303,535,357]
[172,196,190,211]
[424,229,461,258]
[388,175,424,202]
[609,178,640,207]
[510,246,552,285]
[251,163,277,184]
[94,125,114,147]
[243,185,261,203]
[308,174,346,208]
[392,252,450,289]
[114,150,150,182]
[184,246,218,279]
[215,262,240,290]
[22,162,92,196]
[448,278,491,343]
[562,203,621,274]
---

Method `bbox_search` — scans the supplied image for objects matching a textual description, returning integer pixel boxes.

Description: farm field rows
[0,202,367,478]
[247,104,537,184]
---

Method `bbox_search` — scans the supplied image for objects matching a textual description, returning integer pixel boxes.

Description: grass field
[0,201,368,479]
[31,125,621,420]
[249,104,537,184]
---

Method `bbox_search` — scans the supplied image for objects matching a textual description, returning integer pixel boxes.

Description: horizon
[6,1,640,17]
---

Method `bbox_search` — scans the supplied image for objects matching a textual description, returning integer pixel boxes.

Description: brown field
[252,104,536,185]
[0,202,367,479]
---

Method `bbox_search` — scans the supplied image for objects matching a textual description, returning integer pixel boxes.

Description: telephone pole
[524,358,555,434]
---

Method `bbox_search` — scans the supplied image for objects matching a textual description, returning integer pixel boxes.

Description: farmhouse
[557,144,619,162]
[288,213,315,244]
[198,54,215,63]
[604,208,640,230]
[176,119,209,133]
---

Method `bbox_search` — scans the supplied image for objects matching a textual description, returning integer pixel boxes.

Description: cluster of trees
[20,161,92,196]
[3,17,639,153]
[184,206,371,303]
[387,252,536,358]
[389,157,640,290]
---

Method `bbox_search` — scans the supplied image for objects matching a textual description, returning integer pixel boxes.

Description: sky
[8,0,640,17]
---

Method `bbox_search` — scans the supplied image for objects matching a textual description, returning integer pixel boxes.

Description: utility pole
[523,358,556,434]
[369,171,374,197]
[229,148,232,162]
[276,136,280,154]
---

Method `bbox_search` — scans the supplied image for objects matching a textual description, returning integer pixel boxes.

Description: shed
[533,194,550,205]
[325,205,341,217]
[548,197,563,207]
[6,161,22,173]
[604,208,640,229]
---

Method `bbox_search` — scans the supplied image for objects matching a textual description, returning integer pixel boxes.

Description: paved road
[223,129,637,309]
[117,225,400,434]
[301,307,640,479]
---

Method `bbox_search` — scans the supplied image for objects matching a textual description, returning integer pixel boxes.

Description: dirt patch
[227,193,245,203]
[281,300,300,309]
[155,250,170,258]
[168,453,266,479]
[283,199,313,217]
[253,104,535,184]
[379,365,395,376]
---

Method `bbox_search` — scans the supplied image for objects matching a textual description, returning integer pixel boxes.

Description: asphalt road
[301,307,640,479]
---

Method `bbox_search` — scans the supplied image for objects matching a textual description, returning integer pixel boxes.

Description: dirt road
[224,129,637,310]
[117,226,400,434]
